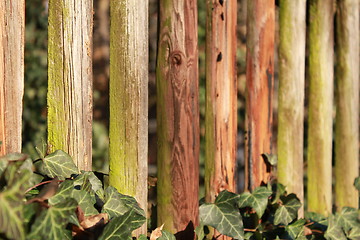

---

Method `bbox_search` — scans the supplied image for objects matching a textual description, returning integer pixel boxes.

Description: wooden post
[108,0,148,235]
[307,0,334,216]
[277,0,306,216]
[47,0,93,170]
[245,0,275,190]
[0,0,25,155]
[334,0,359,210]
[205,0,237,210]
[156,0,199,235]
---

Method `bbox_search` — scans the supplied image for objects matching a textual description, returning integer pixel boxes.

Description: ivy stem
[25,179,63,193]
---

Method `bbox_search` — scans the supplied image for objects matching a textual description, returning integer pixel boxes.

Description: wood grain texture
[109,0,148,235]
[277,0,306,216]
[205,0,237,238]
[156,0,199,234]
[334,0,359,210]
[47,0,93,170]
[0,0,25,155]
[307,0,334,216]
[245,0,275,190]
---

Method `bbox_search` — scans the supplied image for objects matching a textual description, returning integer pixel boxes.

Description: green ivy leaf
[336,207,360,233]
[102,186,145,219]
[158,230,176,240]
[42,150,79,180]
[98,208,146,240]
[354,177,360,191]
[274,194,301,225]
[324,215,347,240]
[74,171,105,202]
[285,219,307,239]
[262,153,277,166]
[27,199,77,240]
[138,234,148,240]
[271,183,286,204]
[49,180,98,216]
[72,189,98,216]
[238,186,272,218]
[348,225,360,239]
[244,232,254,240]
[195,224,206,240]
[199,190,244,239]
[0,168,31,240]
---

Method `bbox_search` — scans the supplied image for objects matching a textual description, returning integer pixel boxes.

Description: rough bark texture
[0,0,25,155]
[47,0,93,170]
[277,0,306,216]
[307,0,334,216]
[334,0,359,210]
[109,0,148,235]
[156,0,199,235]
[205,1,237,238]
[245,0,275,190]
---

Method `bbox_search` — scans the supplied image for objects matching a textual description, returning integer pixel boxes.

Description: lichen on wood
[334,0,359,211]
[108,0,148,235]
[277,0,306,216]
[47,0,93,170]
[307,0,334,216]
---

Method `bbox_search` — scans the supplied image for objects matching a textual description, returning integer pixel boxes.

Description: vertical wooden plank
[109,0,148,235]
[334,0,359,210]
[205,0,237,209]
[0,0,25,155]
[307,0,334,216]
[277,0,306,216]
[245,0,275,190]
[157,0,199,235]
[47,0,93,170]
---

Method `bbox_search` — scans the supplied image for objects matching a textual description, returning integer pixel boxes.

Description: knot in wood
[169,51,184,66]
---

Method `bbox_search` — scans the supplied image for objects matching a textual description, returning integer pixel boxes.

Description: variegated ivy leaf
[238,186,272,218]
[336,207,360,233]
[74,171,105,202]
[274,194,301,225]
[158,230,176,240]
[285,219,307,239]
[42,150,79,180]
[324,214,347,240]
[98,208,146,240]
[102,186,145,219]
[199,190,244,239]
[27,199,78,240]
[0,168,31,240]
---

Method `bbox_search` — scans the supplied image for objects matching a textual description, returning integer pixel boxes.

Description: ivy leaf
[324,215,347,240]
[74,171,105,201]
[0,168,31,240]
[199,190,244,239]
[354,177,360,191]
[102,186,145,219]
[98,208,146,240]
[271,183,286,204]
[138,234,148,240]
[285,219,307,239]
[72,189,98,216]
[262,153,277,166]
[42,150,79,180]
[27,199,78,240]
[274,194,301,225]
[195,224,206,240]
[48,180,74,205]
[348,225,360,239]
[49,180,98,216]
[336,207,360,233]
[238,186,272,218]
[158,230,176,240]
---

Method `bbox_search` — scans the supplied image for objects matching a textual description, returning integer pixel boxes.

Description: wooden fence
[0,0,359,237]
